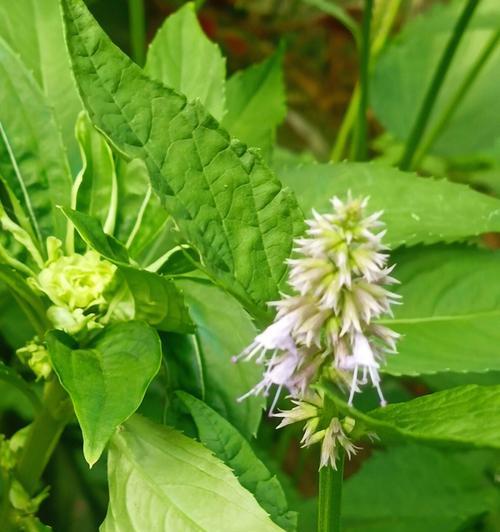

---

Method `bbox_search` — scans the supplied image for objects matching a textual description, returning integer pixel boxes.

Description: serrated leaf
[383,245,500,376]
[223,46,286,156]
[0,0,82,171]
[0,37,72,242]
[276,160,500,247]
[47,322,162,466]
[62,0,301,321]
[323,382,500,450]
[342,445,498,532]
[145,2,226,121]
[372,0,500,158]
[177,392,297,531]
[101,415,282,532]
[166,278,265,438]
[109,266,193,333]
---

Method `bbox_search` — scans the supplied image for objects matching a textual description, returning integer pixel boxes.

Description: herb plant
[0,0,500,530]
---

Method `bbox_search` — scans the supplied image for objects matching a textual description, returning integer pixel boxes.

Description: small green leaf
[73,112,118,235]
[101,415,282,532]
[145,2,226,121]
[0,37,72,242]
[277,160,500,247]
[223,46,286,156]
[62,0,301,321]
[60,208,129,264]
[178,392,297,531]
[110,266,193,333]
[171,279,265,438]
[342,445,498,532]
[384,245,500,375]
[323,382,500,450]
[47,321,162,466]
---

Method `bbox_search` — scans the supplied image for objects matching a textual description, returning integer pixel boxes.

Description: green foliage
[223,46,286,156]
[372,0,500,158]
[0,37,72,242]
[145,2,226,121]
[342,445,499,531]
[384,245,500,375]
[277,160,500,247]
[61,0,301,321]
[111,267,193,333]
[0,0,81,171]
[323,382,500,450]
[101,415,282,532]
[168,279,265,437]
[178,392,297,531]
[47,322,162,466]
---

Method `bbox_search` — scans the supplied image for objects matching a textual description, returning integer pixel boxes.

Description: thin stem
[353,0,373,161]
[332,0,401,161]
[128,0,146,66]
[414,27,500,166]
[16,378,72,495]
[399,0,481,171]
[317,448,345,532]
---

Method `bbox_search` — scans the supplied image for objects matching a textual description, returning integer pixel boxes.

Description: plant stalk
[128,0,146,66]
[399,0,481,171]
[414,27,500,166]
[353,0,373,161]
[331,0,401,162]
[317,447,345,532]
[16,378,72,495]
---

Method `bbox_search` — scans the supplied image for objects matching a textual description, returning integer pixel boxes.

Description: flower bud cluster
[29,237,116,335]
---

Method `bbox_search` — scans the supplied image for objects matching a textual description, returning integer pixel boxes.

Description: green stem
[353,0,373,161]
[317,448,345,532]
[399,0,481,171]
[331,0,400,161]
[128,0,146,66]
[16,378,72,495]
[414,27,500,166]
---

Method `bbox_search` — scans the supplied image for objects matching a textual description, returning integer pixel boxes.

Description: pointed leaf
[101,415,282,532]
[277,160,500,247]
[145,2,226,121]
[223,47,286,155]
[61,0,301,321]
[47,321,162,465]
[178,392,297,531]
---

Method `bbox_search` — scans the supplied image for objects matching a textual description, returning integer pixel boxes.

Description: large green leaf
[276,160,500,247]
[323,382,500,450]
[383,245,500,376]
[101,415,282,532]
[222,46,286,155]
[0,0,82,170]
[62,0,300,321]
[371,0,500,158]
[145,2,226,121]
[47,322,162,466]
[342,445,498,532]
[178,392,297,531]
[0,37,72,242]
[167,279,265,438]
